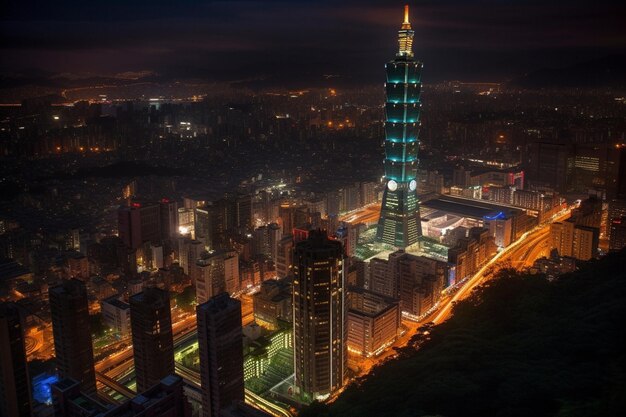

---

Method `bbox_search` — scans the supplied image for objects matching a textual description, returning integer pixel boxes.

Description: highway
[339,203,381,225]
[431,209,570,324]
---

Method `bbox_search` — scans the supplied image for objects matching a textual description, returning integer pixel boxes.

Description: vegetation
[89,313,108,339]
[302,249,626,417]
[174,285,196,313]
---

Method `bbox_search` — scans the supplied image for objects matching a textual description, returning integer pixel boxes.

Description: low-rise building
[346,287,400,357]
[100,296,131,337]
[252,277,292,330]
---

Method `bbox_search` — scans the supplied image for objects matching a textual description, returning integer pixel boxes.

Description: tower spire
[398,5,414,56]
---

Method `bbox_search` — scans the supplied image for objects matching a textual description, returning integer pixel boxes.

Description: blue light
[32,373,59,405]
[484,211,505,221]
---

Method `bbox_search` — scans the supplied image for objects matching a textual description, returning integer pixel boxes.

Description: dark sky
[1,0,624,84]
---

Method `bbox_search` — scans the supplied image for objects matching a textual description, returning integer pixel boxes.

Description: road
[431,209,570,324]
[339,203,381,225]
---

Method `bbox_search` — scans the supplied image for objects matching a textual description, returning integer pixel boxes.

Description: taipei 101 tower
[376,5,423,248]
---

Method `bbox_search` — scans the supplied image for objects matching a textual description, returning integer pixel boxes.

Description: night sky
[1,0,624,84]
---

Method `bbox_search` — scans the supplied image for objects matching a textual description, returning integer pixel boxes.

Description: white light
[387,180,398,191]
[179,226,189,235]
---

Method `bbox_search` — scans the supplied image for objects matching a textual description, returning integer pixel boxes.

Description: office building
[292,230,346,400]
[197,293,244,417]
[550,221,599,261]
[0,303,32,417]
[397,253,449,317]
[194,250,239,304]
[609,217,626,252]
[100,296,131,337]
[569,196,602,229]
[130,287,175,393]
[118,203,162,250]
[376,6,423,248]
[346,288,400,357]
[67,254,89,280]
[160,199,179,241]
[50,279,96,395]
[252,277,292,330]
[526,142,571,192]
[275,236,293,279]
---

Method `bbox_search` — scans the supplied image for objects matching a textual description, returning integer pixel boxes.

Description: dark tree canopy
[302,249,626,417]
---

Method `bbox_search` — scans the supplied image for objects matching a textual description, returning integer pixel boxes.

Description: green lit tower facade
[376,5,423,248]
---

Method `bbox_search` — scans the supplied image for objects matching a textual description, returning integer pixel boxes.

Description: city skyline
[0,2,625,417]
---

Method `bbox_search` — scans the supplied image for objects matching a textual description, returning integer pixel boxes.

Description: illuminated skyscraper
[292,230,346,401]
[376,5,423,248]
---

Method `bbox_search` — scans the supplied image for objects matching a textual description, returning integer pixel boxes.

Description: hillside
[509,55,626,90]
[302,249,626,417]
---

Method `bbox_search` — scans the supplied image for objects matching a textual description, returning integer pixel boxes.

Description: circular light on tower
[387,180,398,191]
[409,179,417,191]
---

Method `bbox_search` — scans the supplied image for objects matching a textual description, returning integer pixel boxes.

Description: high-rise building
[49,279,96,395]
[376,5,423,248]
[195,205,217,251]
[608,199,626,247]
[160,199,179,241]
[397,253,448,317]
[130,287,175,393]
[292,230,346,400]
[275,236,293,279]
[526,142,571,192]
[0,303,32,417]
[550,221,599,261]
[118,203,162,249]
[194,250,239,304]
[196,293,244,417]
[570,196,602,229]
[609,217,626,252]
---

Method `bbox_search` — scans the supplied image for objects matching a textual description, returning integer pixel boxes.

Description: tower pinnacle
[398,5,414,56]
[403,5,411,27]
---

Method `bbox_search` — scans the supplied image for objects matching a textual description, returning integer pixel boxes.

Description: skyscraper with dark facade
[293,230,346,400]
[376,5,423,248]
[130,287,175,393]
[196,293,244,417]
[49,279,97,395]
[0,303,32,417]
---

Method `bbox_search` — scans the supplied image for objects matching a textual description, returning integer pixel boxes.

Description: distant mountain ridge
[510,55,626,89]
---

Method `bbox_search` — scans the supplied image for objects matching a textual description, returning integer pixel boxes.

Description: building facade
[346,288,400,357]
[196,293,244,417]
[292,230,346,401]
[0,303,32,417]
[130,287,175,393]
[49,279,97,396]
